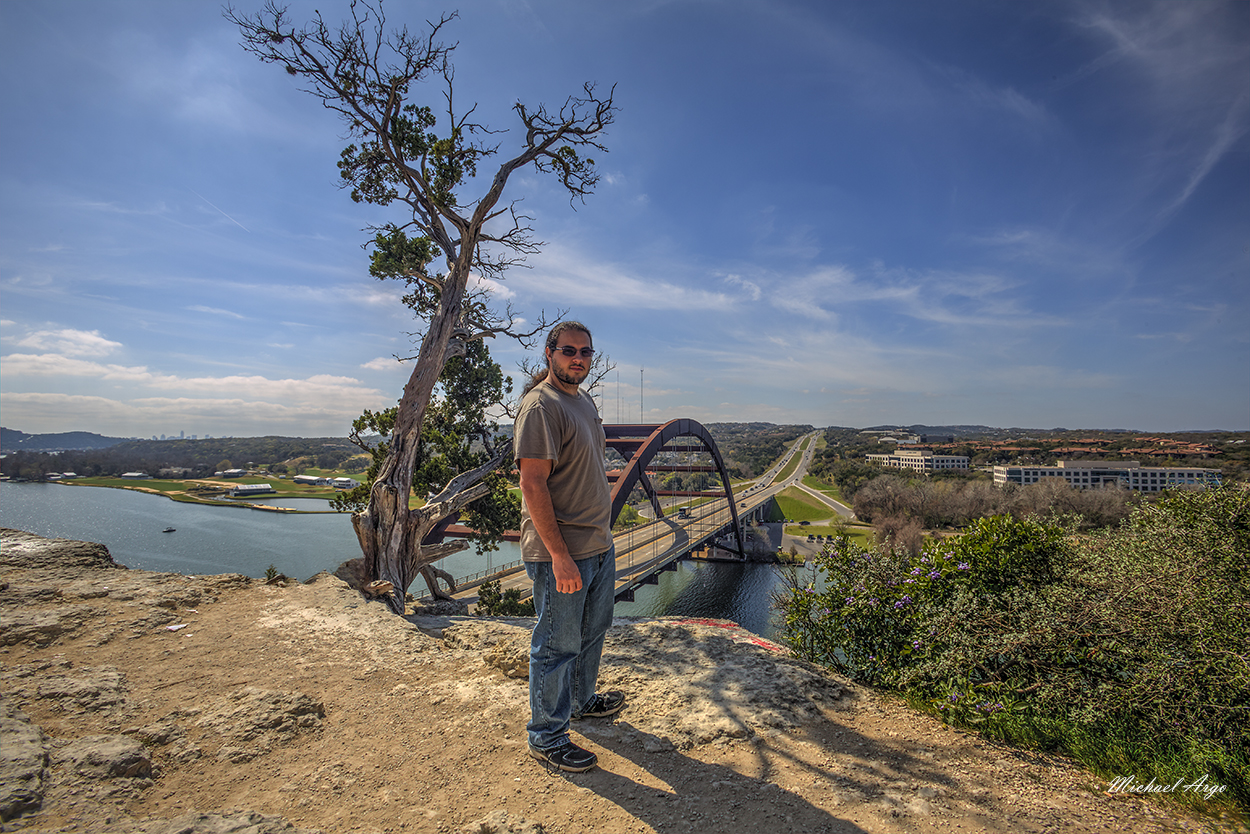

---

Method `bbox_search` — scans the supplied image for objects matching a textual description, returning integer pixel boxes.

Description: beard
[552,363,588,388]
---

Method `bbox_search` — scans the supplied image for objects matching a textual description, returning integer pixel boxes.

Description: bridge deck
[445,488,774,604]
[441,431,819,605]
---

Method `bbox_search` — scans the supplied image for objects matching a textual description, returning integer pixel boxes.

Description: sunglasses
[555,346,594,358]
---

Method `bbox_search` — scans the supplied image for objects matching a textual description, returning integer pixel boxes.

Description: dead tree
[230,1,615,612]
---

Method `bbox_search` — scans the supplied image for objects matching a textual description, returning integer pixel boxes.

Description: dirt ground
[1,528,1243,834]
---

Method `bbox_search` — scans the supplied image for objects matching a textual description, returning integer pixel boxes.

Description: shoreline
[45,478,346,514]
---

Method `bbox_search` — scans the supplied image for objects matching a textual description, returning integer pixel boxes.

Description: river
[0,481,801,639]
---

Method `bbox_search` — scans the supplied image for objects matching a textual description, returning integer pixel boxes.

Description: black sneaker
[575,690,626,719]
[529,739,598,773]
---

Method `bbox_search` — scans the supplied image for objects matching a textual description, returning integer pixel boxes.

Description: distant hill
[1,427,131,452]
[862,424,1006,437]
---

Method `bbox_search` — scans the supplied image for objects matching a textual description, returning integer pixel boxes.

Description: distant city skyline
[2,0,1247,437]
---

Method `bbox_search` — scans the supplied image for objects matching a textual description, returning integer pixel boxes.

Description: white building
[231,483,275,496]
[293,475,330,486]
[993,461,1221,492]
[331,477,360,490]
[866,450,970,472]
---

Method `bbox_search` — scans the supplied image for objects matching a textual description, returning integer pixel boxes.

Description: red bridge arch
[604,420,746,556]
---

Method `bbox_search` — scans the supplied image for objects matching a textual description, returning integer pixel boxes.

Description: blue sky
[2,0,1247,438]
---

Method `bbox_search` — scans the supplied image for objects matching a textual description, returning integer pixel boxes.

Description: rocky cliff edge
[0,528,1232,834]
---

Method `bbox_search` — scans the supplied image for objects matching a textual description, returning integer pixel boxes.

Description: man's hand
[551,553,583,595]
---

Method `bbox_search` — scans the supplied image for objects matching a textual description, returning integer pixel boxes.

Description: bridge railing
[453,559,526,589]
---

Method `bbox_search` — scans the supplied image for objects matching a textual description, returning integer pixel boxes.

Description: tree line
[706,423,813,478]
[0,437,360,481]
[852,474,1138,529]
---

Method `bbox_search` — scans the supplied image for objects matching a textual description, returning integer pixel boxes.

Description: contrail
[187,188,250,232]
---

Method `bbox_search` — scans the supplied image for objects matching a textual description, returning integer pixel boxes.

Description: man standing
[515,321,625,773]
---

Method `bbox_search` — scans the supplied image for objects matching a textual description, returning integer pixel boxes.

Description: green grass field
[801,475,847,505]
[771,486,833,522]
[774,454,802,484]
[67,475,347,510]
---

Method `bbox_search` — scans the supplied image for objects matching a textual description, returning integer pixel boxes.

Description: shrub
[775,487,1250,808]
[474,578,536,616]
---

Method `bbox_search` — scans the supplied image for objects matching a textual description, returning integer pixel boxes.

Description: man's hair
[544,321,592,353]
[521,321,593,397]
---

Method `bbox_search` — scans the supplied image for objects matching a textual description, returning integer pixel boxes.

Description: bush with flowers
[775,487,1249,809]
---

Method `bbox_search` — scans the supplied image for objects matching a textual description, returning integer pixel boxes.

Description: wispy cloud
[738,262,1060,330]
[10,328,122,358]
[0,353,382,407]
[1071,2,1250,238]
[188,305,247,320]
[935,64,1051,127]
[516,243,738,312]
[361,356,408,371]
[0,391,375,438]
[1159,91,1250,221]
[722,274,761,302]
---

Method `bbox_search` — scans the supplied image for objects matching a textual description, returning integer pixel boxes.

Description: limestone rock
[0,609,83,647]
[122,810,325,834]
[0,697,48,821]
[35,665,129,712]
[195,687,325,758]
[442,621,532,678]
[125,716,185,746]
[54,734,153,779]
[595,619,850,749]
[410,597,470,616]
[483,640,530,679]
[0,528,120,572]
[460,810,544,834]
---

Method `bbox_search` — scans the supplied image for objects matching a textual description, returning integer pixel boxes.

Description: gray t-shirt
[514,380,612,562]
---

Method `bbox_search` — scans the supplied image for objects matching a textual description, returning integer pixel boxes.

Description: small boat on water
[161,527,176,533]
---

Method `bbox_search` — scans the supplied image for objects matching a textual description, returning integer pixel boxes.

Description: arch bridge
[443,419,753,603]
[605,420,745,554]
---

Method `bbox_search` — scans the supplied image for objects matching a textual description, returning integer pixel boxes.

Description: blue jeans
[525,546,616,751]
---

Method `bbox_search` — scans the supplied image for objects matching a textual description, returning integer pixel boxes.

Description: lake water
[0,481,798,639]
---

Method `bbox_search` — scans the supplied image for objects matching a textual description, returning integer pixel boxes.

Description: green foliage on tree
[776,486,1250,808]
[332,339,520,555]
[611,503,644,531]
[473,578,535,617]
